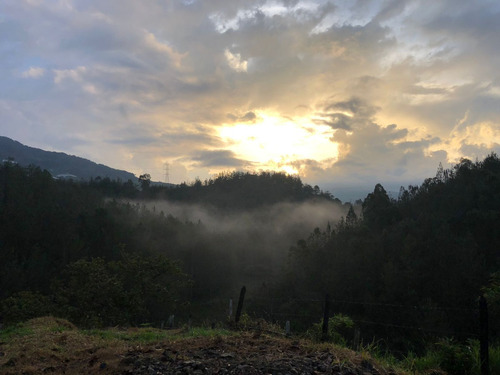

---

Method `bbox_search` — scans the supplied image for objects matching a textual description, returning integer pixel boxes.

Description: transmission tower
[164,162,170,184]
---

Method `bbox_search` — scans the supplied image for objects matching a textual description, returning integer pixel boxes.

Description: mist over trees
[0,167,343,326]
[1,155,500,354]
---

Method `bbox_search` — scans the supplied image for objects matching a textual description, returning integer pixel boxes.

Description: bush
[306,314,354,345]
[52,255,191,327]
[434,338,473,375]
[0,291,55,324]
[52,258,127,327]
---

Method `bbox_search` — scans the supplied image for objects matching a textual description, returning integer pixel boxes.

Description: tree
[138,173,151,191]
[53,258,127,327]
[362,183,396,230]
[345,205,358,227]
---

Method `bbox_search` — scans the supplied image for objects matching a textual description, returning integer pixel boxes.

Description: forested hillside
[0,165,342,327]
[1,155,499,361]
[139,170,337,210]
[0,136,137,181]
[282,154,500,352]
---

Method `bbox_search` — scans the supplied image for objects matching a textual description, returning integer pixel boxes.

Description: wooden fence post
[354,328,360,351]
[229,298,233,319]
[235,286,246,324]
[285,320,291,336]
[479,295,489,375]
[322,294,330,340]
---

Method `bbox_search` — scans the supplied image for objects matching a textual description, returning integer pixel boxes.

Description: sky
[1,0,500,200]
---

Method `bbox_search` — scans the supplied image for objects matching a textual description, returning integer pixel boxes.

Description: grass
[359,338,500,375]
[0,324,34,341]
[2,316,498,375]
[83,325,233,343]
[0,317,237,374]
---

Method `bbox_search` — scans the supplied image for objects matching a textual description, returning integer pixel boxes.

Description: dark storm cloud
[191,149,250,168]
[226,111,257,122]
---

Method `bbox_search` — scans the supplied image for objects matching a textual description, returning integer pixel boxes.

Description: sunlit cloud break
[1,0,500,199]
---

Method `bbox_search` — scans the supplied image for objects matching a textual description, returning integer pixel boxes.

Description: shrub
[434,338,473,375]
[306,314,354,345]
[52,258,127,327]
[52,255,191,327]
[0,291,54,324]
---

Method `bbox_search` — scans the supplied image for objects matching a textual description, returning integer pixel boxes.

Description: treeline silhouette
[1,156,499,354]
[141,171,338,210]
[281,154,500,352]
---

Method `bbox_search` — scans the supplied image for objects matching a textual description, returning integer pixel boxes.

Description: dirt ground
[0,317,400,375]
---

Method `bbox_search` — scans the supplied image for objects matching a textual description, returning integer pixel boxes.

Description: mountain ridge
[0,136,137,182]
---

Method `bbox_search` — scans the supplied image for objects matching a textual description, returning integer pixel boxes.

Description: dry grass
[0,317,408,374]
[0,316,128,374]
[0,316,234,374]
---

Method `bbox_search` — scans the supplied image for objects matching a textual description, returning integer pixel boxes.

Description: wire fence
[157,287,491,374]
[179,287,483,344]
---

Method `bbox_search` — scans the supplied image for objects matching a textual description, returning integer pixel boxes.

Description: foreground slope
[0,317,403,375]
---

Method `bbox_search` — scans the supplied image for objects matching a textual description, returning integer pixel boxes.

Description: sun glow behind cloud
[2,0,500,198]
[218,112,338,175]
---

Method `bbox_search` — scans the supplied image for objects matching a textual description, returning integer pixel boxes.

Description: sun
[218,111,338,175]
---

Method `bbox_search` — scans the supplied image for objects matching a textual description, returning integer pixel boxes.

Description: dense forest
[1,155,499,356]
[0,166,342,327]
[282,155,500,352]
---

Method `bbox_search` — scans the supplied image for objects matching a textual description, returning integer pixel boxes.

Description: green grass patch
[0,323,34,341]
[84,328,169,343]
[84,325,234,344]
[366,339,500,375]
[182,326,233,338]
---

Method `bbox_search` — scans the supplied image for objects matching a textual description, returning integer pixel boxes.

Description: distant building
[54,174,78,180]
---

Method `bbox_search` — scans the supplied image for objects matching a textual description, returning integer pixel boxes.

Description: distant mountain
[0,136,137,182]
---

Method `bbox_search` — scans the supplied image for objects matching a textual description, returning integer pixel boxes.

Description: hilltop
[0,136,136,181]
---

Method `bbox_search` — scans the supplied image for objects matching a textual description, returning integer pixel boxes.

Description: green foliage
[433,338,474,375]
[53,258,128,327]
[469,339,500,375]
[401,350,441,374]
[284,153,500,350]
[483,273,500,335]
[0,291,54,324]
[111,253,191,324]
[306,314,355,345]
[52,255,190,327]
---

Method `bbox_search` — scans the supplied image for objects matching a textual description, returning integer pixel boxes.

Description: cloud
[190,149,251,168]
[301,97,446,191]
[22,66,45,78]
[224,49,248,72]
[1,0,499,195]
[226,111,257,122]
[53,66,87,84]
